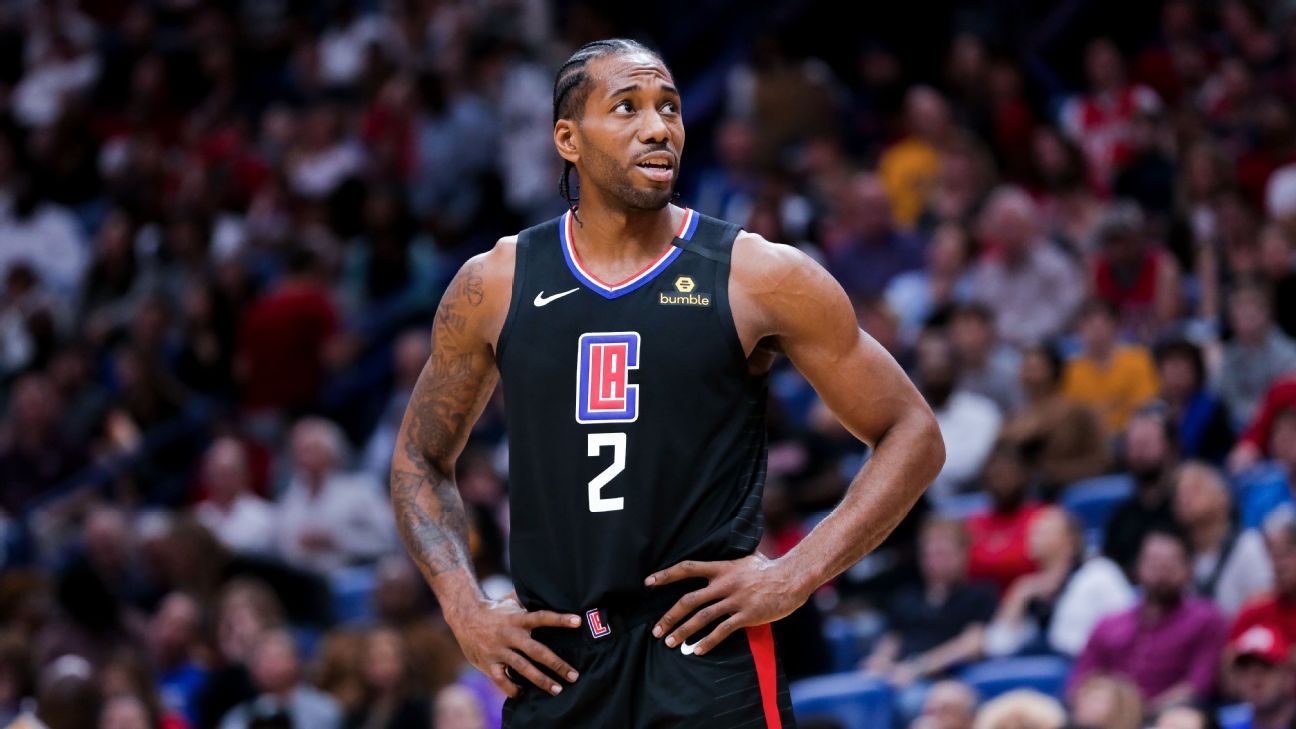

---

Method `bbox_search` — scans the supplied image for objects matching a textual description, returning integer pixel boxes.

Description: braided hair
[552,39,673,219]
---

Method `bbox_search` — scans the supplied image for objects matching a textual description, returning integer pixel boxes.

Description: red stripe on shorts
[744,623,783,729]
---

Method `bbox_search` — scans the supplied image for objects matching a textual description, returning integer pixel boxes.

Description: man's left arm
[647,236,945,655]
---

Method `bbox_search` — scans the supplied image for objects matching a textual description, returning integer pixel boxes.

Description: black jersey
[495,207,768,615]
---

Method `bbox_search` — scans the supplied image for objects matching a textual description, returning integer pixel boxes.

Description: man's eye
[615,100,634,112]
[661,102,678,113]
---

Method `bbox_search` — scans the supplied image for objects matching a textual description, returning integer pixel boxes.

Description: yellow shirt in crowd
[879,136,941,228]
[1061,345,1161,434]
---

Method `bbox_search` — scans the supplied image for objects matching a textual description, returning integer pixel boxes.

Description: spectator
[1258,224,1296,340]
[1155,340,1234,464]
[193,438,277,556]
[0,373,88,518]
[885,222,976,347]
[999,344,1110,492]
[1232,514,1296,647]
[1069,674,1144,729]
[972,689,1065,729]
[1238,406,1296,529]
[1070,529,1228,708]
[1231,375,1296,472]
[1217,283,1296,429]
[1062,299,1161,435]
[217,629,340,729]
[342,628,429,729]
[276,417,396,574]
[821,172,926,299]
[879,86,957,228]
[1224,624,1295,729]
[966,441,1045,594]
[862,519,995,715]
[97,651,186,729]
[236,247,340,420]
[971,187,1084,347]
[984,508,1134,657]
[916,333,1002,500]
[5,655,100,729]
[147,593,208,726]
[1103,408,1182,575]
[1090,201,1181,340]
[1059,37,1162,194]
[950,303,1021,415]
[910,680,977,729]
[196,580,284,729]
[1172,462,1272,616]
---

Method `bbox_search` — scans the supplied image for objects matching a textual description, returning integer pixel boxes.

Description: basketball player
[391,39,945,727]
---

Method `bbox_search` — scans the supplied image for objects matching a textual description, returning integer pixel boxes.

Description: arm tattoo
[392,262,493,579]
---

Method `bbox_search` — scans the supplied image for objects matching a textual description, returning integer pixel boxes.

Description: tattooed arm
[391,239,582,698]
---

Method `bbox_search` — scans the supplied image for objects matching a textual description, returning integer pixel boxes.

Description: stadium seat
[1217,703,1254,729]
[790,672,892,729]
[821,613,886,673]
[933,491,991,520]
[1061,474,1134,548]
[958,655,1072,701]
[331,565,378,624]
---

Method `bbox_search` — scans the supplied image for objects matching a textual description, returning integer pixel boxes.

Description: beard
[580,141,676,211]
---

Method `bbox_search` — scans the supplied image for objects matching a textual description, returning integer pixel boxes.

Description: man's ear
[554,119,579,165]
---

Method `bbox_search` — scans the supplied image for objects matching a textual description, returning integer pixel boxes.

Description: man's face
[1233,657,1294,713]
[1136,535,1189,604]
[562,52,684,211]
[1125,416,1169,478]
[920,530,966,585]
[1270,413,1296,469]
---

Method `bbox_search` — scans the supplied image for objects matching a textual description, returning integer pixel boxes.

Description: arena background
[3,0,1296,728]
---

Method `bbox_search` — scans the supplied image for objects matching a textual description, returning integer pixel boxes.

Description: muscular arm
[649,235,944,654]
[736,235,945,594]
[392,241,585,697]
[390,245,509,621]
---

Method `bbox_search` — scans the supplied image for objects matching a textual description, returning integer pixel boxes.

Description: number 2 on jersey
[576,332,641,512]
[587,433,625,512]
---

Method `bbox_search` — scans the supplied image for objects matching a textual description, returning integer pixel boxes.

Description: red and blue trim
[559,208,696,300]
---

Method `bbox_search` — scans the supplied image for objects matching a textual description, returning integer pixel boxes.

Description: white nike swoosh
[680,639,700,656]
[534,288,580,307]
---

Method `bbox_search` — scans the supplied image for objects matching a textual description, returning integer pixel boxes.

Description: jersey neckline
[559,208,699,299]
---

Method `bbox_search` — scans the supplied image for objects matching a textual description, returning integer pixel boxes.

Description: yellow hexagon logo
[674,276,695,293]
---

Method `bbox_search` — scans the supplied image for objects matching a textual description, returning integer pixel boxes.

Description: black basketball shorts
[501,585,797,728]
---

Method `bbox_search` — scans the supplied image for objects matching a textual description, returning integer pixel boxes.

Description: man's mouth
[635,156,674,182]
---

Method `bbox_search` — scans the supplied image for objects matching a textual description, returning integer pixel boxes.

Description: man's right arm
[390,240,582,698]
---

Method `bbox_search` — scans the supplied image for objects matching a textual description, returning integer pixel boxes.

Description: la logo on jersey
[576,332,640,423]
[586,608,611,639]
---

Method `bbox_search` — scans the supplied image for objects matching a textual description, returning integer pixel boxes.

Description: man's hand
[645,554,809,656]
[448,593,583,698]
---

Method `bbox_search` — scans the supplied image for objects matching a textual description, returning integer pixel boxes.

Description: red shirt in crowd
[1230,594,1296,647]
[237,281,338,412]
[967,504,1045,594]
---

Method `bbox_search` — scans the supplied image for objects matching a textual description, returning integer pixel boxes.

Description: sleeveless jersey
[495,208,768,614]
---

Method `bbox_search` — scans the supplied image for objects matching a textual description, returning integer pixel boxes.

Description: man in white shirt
[277,417,396,574]
[194,438,277,555]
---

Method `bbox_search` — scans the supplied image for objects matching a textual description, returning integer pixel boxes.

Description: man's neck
[1140,594,1183,621]
[570,193,681,266]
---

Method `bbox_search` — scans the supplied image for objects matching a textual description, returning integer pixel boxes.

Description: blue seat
[1062,474,1134,547]
[1217,703,1254,729]
[821,613,886,673]
[330,565,378,624]
[933,491,991,520]
[791,673,891,729]
[958,655,1072,701]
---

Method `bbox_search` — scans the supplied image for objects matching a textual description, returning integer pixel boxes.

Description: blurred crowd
[3,0,1296,728]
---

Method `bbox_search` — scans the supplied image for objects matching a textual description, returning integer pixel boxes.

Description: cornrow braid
[552,38,670,221]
